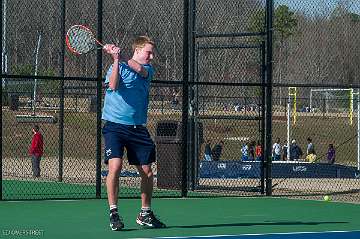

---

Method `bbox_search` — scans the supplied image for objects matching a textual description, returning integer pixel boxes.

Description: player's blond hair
[132,36,155,52]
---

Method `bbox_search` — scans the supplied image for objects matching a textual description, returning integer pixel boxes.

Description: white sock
[141,207,151,211]
[141,207,151,216]
[110,205,117,212]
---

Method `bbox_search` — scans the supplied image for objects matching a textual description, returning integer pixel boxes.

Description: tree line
[2,0,359,100]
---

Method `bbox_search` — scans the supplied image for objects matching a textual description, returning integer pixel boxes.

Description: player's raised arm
[104,44,121,90]
[127,59,149,78]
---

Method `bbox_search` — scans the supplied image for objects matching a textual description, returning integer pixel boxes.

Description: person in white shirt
[241,142,249,161]
[272,138,281,161]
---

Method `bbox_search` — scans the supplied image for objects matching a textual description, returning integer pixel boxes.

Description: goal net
[309,89,355,114]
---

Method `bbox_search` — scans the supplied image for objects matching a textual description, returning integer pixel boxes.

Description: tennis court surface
[1,197,359,239]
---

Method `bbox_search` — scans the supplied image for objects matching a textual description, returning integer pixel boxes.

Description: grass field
[2,107,358,166]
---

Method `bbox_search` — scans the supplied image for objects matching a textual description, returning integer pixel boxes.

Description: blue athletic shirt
[102,62,154,125]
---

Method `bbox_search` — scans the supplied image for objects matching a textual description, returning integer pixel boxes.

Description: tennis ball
[323,195,330,201]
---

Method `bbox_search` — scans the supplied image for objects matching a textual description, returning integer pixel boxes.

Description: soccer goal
[309,88,357,125]
[286,88,360,169]
[310,88,360,170]
[286,87,297,159]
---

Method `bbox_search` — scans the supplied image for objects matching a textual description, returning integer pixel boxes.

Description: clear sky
[274,0,360,15]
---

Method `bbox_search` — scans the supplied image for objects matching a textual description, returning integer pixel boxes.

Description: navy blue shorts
[102,121,156,165]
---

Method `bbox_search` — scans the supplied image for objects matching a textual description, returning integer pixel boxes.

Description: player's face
[137,43,154,64]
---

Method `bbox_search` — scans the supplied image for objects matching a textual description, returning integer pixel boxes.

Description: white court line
[151,230,360,239]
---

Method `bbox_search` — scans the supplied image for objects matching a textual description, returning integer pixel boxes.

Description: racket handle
[103,44,120,54]
[95,39,104,47]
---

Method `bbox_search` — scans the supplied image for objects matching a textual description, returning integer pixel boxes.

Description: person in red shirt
[29,125,43,177]
[255,141,262,161]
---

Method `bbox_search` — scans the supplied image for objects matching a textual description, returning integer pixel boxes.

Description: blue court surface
[153,231,360,239]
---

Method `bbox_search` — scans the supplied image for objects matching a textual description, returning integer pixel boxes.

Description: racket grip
[104,44,120,54]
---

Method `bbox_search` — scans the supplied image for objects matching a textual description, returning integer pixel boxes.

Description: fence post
[260,41,266,195]
[265,0,274,196]
[95,0,103,199]
[0,0,3,201]
[181,0,191,197]
[58,0,66,182]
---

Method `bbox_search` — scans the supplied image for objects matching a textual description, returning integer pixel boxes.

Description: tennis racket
[65,25,104,55]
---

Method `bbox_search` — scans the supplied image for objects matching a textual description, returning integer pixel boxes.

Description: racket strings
[67,26,96,54]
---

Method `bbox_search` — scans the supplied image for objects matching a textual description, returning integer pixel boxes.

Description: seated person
[306,153,317,163]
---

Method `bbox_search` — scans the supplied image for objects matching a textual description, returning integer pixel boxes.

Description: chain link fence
[270,86,360,202]
[1,0,360,202]
[267,0,360,202]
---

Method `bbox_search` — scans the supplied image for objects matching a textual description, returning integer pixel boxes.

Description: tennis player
[102,36,166,231]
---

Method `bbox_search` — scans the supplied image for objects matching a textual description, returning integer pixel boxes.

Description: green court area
[0,197,359,239]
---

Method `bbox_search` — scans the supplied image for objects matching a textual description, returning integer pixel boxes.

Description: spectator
[272,138,281,161]
[282,140,288,161]
[327,144,336,164]
[203,140,212,161]
[305,137,316,162]
[289,139,303,161]
[255,141,262,161]
[307,137,315,155]
[212,141,224,161]
[241,142,249,161]
[249,141,256,161]
[29,125,44,178]
[171,89,179,108]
